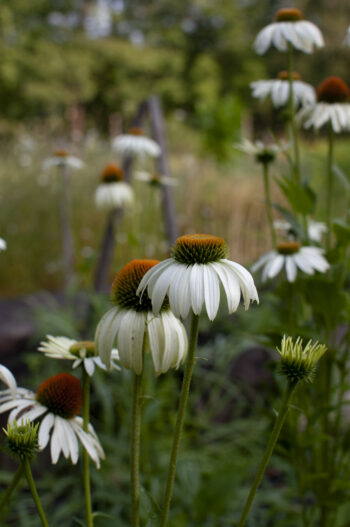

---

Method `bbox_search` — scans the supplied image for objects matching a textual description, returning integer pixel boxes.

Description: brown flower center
[317,77,350,103]
[277,70,301,81]
[101,163,124,183]
[54,149,68,157]
[277,241,301,255]
[128,127,144,136]
[112,259,168,311]
[36,373,83,419]
[275,8,303,22]
[173,234,228,264]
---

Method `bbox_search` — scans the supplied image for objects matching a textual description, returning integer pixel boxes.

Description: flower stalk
[22,458,50,527]
[326,124,334,251]
[131,356,144,527]
[160,312,200,527]
[237,380,298,527]
[82,368,93,527]
[262,162,277,247]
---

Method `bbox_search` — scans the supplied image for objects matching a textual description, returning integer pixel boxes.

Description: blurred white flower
[135,171,177,187]
[95,163,134,210]
[0,238,7,252]
[252,242,330,282]
[38,336,120,377]
[251,71,316,108]
[254,8,324,55]
[274,219,327,242]
[299,76,350,132]
[235,138,287,164]
[343,26,350,46]
[112,128,161,159]
[43,150,84,170]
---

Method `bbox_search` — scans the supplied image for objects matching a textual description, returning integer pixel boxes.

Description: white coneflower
[95,259,188,376]
[0,238,6,252]
[0,372,105,467]
[112,127,161,159]
[298,76,350,132]
[137,234,259,321]
[135,171,177,187]
[251,71,316,108]
[252,241,330,282]
[42,149,84,170]
[254,8,324,55]
[95,163,134,210]
[38,336,120,376]
[235,138,287,165]
[274,219,327,242]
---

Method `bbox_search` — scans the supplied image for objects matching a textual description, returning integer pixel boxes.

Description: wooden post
[148,95,178,246]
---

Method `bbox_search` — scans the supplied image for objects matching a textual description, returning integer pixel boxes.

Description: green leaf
[277,175,316,214]
[333,219,350,245]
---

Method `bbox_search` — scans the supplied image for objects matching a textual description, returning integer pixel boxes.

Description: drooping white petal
[285,256,298,282]
[210,262,241,313]
[189,264,205,314]
[117,311,146,375]
[267,254,285,279]
[95,306,121,367]
[59,418,79,464]
[84,358,95,377]
[0,365,17,398]
[202,265,221,321]
[38,413,55,449]
[51,417,64,464]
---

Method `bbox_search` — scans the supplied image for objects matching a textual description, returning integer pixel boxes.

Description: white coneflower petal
[117,311,145,375]
[203,265,221,321]
[0,365,17,398]
[38,413,55,449]
[190,264,205,314]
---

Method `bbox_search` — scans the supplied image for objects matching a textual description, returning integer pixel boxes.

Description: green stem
[82,369,93,527]
[262,162,277,247]
[237,380,298,527]
[287,44,300,183]
[160,312,200,527]
[131,365,144,527]
[0,465,24,518]
[22,458,49,527]
[326,124,334,251]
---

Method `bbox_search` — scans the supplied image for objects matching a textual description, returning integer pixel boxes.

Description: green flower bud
[277,335,327,384]
[4,421,39,461]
